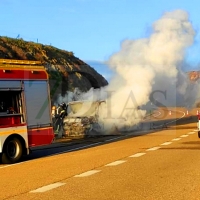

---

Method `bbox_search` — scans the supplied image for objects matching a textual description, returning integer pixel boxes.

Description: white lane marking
[154,110,185,128]
[172,138,181,141]
[0,161,30,169]
[30,182,66,193]
[180,135,189,138]
[144,110,161,119]
[105,136,123,142]
[0,165,9,169]
[129,153,146,158]
[161,142,172,146]
[0,143,105,169]
[0,164,18,169]
[153,111,162,118]
[146,147,160,151]
[0,136,126,169]
[105,160,126,166]
[74,170,101,177]
[188,132,195,135]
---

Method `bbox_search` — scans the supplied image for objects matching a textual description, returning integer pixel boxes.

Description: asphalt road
[0,107,200,200]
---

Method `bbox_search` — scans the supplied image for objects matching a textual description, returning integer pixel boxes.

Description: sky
[1,0,200,79]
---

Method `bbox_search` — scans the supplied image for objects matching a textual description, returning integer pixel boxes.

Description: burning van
[63,100,105,136]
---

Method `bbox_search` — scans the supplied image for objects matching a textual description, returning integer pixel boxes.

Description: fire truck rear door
[24,80,51,128]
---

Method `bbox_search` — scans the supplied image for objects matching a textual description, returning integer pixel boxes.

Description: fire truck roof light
[0,59,41,65]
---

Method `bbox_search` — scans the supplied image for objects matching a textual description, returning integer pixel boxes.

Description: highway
[1,107,200,200]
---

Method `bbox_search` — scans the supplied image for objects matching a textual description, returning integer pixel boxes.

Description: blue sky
[1,0,200,79]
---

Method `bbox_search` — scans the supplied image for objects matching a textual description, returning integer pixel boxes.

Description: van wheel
[1,138,23,164]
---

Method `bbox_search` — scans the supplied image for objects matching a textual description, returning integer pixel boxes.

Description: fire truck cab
[0,59,54,164]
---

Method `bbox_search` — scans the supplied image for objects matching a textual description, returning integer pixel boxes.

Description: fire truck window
[0,91,22,113]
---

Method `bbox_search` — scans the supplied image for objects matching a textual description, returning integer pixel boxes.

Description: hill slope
[0,36,108,102]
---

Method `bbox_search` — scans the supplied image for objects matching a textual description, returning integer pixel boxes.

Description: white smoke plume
[63,10,200,133]
[104,10,195,122]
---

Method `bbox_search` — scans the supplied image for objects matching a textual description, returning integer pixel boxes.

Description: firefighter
[54,102,68,137]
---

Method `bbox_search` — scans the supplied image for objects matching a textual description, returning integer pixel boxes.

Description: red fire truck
[0,59,54,164]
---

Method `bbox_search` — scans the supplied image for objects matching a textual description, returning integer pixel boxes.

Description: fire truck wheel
[1,137,23,164]
[198,131,200,138]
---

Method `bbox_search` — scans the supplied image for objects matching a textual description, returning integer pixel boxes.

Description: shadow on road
[9,113,198,164]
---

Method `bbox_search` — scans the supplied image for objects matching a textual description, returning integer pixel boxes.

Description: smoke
[64,10,200,133]
[105,10,195,117]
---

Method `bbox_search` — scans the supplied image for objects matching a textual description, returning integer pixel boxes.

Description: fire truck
[0,59,54,164]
